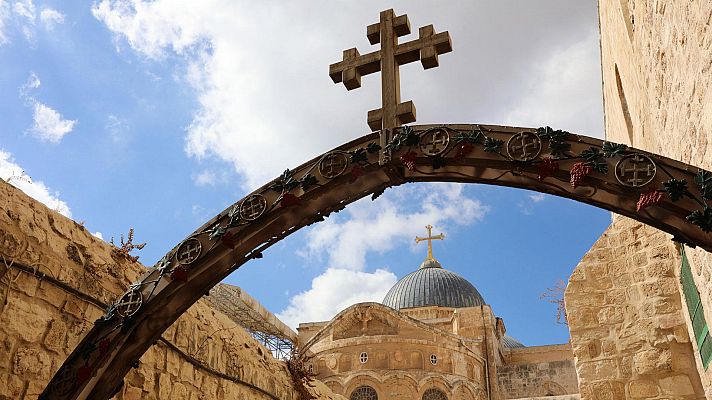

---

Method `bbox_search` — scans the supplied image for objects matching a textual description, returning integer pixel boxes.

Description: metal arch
[41,124,712,400]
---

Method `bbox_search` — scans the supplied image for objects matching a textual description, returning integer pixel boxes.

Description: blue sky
[0,0,609,346]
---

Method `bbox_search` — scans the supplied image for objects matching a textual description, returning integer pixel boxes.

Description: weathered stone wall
[565,216,704,398]
[498,344,579,398]
[598,0,712,395]
[0,180,341,400]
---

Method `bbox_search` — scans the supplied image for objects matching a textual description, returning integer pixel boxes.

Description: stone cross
[415,224,445,260]
[330,9,452,164]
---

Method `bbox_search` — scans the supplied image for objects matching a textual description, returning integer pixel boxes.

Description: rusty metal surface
[40,124,712,400]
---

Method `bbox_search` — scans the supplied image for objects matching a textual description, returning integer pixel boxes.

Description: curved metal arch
[41,124,712,399]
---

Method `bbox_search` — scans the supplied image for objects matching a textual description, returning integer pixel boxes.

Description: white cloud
[193,170,216,187]
[303,183,488,271]
[93,1,602,191]
[277,268,397,329]
[529,193,546,203]
[105,114,128,143]
[0,149,72,218]
[12,0,34,22]
[30,102,76,143]
[0,1,10,45]
[19,72,77,143]
[504,30,604,138]
[93,231,104,240]
[39,8,64,30]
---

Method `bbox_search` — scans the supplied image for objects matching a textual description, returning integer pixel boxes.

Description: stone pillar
[565,216,704,398]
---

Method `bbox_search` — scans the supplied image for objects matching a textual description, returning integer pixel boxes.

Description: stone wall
[564,216,704,398]
[598,0,712,394]
[498,344,579,398]
[0,180,341,400]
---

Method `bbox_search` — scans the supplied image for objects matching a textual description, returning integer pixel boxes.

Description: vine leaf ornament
[602,141,628,158]
[271,169,300,193]
[695,169,712,200]
[537,126,570,158]
[580,147,608,174]
[687,207,712,233]
[483,136,504,153]
[454,129,482,144]
[663,178,690,202]
[300,174,319,190]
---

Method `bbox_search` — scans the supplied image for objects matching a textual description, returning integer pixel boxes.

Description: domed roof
[502,335,526,349]
[383,225,485,310]
[382,260,485,310]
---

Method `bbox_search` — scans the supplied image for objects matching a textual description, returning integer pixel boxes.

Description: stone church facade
[298,250,580,399]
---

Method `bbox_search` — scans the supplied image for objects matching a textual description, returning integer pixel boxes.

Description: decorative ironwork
[615,154,656,187]
[422,388,447,400]
[506,131,541,161]
[350,386,378,400]
[239,194,267,221]
[176,238,202,265]
[419,128,450,156]
[115,288,143,318]
[43,124,712,400]
[319,152,350,179]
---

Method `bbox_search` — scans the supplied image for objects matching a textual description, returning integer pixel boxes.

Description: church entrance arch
[41,8,712,400]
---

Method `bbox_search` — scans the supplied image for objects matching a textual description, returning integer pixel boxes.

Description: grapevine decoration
[455,143,474,158]
[653,170,712,232]
[483,136,504,153]
[537,126,570,158]
[569,162,593,188]
[637,189,665,211]
[400,151,417,171]
[537,157,559,182]
[580,147,608,173]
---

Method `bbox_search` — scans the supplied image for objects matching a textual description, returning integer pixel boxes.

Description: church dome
[383,225,485,310]
[382,260,485,310]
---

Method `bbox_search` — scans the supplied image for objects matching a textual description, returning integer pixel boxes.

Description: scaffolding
[206,284,297,360]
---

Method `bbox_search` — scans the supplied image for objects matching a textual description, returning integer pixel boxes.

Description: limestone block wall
[0,180,341,400]
[598,0,712,393]
[498,345,579,398]
[565,216,704,398]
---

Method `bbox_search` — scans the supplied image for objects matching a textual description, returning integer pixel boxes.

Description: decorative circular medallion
[318,152,350,179]
[116,288,143,318]
[615,153,657,187]
[419,128,450,156]
[176,238,202,265]
[327,356,337,369]
[239,194,268,221]
[51,366,75,396]
[506,131,542,161]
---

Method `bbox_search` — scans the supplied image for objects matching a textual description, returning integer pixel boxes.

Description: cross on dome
[415,224,445,265]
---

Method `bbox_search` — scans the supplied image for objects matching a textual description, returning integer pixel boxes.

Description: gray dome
[502,335,525,349]
[382,262,485,310]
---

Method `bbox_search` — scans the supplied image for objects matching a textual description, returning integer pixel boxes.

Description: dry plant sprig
[4,170,31,185]
[286,347,316,400]
[540,278,568,325]
[110,228,146,262]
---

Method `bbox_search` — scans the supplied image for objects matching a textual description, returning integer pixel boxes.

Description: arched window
[422,388,448,400]
[350,386,378,400]
[359,352,368,363]
[429,354,438,365]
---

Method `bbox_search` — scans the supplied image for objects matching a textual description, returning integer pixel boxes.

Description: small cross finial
[330,9,452,164]
[415,224,445,261]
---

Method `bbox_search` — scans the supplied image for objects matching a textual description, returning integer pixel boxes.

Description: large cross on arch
[330,9,452,163]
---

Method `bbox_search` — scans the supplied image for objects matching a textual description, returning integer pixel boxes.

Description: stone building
[3,0,712,399]
[298,232,580,399]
